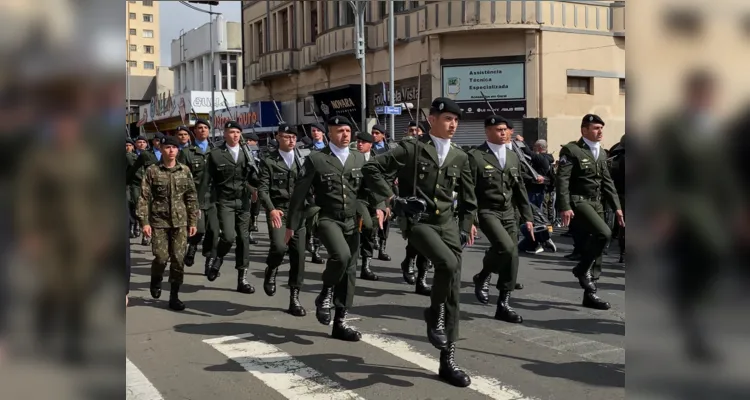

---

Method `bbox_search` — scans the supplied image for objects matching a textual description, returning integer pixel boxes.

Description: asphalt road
[127,216,624,400]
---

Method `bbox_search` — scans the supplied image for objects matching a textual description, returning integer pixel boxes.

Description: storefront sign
[212,101,281,132]
[457,99,527,120]
[441,63,525,102]
[139,91,237,123]
[373,84,419,107]
[311,85,363,117]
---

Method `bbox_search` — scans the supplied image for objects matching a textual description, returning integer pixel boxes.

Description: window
[333,1,340,28]
[256,21,264,55]
[144,45,154,54]
[142,29,154,38]
[129,44,137,52]
[129,12,136,20]
[128,60,137,67]
[410,1,420,9]
[143,14,153,23]
[379,2,386,18]
[394,1,407,13]
[309,3,318,42]
[619,78,625,95]
[144,61,155,70]
[343,3,355,25]
[129,28,136,35]
[567,77,592,94]
[143,0,153,6]
[280,8,289,49]
[221,54,238,90]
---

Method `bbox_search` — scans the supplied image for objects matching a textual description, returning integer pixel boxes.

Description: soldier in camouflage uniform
[137,135,199,311]
[128,132,164,245]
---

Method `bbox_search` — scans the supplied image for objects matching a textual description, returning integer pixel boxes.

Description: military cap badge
[589,115,594,121]
[334,117,339,124]
[490,117,495,124]
[439,102,444,110]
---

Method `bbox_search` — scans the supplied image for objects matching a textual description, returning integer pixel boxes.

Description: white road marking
[126,357,164,400]
[204,333,367,399]
[360,333,535,400]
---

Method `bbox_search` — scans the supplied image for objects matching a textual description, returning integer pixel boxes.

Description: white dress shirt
[227,144,240,162]
[329,143,350,167]
[582,137,601,160]
[279,149,295,169]
[486,141,507,169]
[364,152,371,161]
[429,134,451,167]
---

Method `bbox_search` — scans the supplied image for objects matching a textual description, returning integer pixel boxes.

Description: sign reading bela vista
[442,63,525,102]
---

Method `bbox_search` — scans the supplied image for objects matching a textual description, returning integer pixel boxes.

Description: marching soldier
[127,132,164,245]
[201,120,260,294]
[175,126,191,149]
[364,97,478,388]
[177,119,219,275]
[369,124,393,262]
[355,130,382,281]
[556,114,624,310]
[308,122,327,150]
[286,115,367,342]
[245,132,262,240]
[305,122,327,264]
[468,116,534,323]
[257,124,307,317]
[136,135,199,311]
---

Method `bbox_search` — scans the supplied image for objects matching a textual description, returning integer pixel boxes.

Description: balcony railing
[315,25,355,62]
[257,49,299,80]
[300,43,318,70]
[246,62,260,84]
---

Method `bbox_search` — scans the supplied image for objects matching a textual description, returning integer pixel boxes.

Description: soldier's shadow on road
[350,303,485,323]
[542,280,625,292]
[461,345,624,388]
[539,267,625,279]
[174,322,438,390]
[128,296,278,317]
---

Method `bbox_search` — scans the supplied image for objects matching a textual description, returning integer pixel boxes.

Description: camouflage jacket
[136,162,199,228]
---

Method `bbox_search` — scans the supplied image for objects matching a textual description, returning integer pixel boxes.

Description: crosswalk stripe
[126,358,164,400]
[360,333,535,400]
[204,334,367,400]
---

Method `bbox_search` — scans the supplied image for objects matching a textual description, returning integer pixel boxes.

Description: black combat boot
[141,235,151,246]
[237,269,255,294]
[400,256,416,285]
[514,283,524,290]
[472,272,491,304]
[250,219,259,232]
[582,290,611,310]
[206,257,223,281]
[168,282,185,311]
[204,256,215,277]
[306,236,314,253]
[415,263,432,296]
[150,275,163,299]
[263,266,278,296]
[360,257,379,281]
[332,308,362,342]
[423,303,448,349]
[495,290,523,323]
[248,232,259,245]
[573,262,598,293]
[377,239,391,261]
[439,342,472,388]
[288,287,306,317]
[311,245,324,264]
[130,223,138,238]
[315,286,334,325]
[184,244,197,267]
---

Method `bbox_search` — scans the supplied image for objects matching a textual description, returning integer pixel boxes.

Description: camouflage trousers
[151,227,188,284]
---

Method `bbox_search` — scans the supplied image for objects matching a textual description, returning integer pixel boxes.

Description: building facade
[170,18,245,102]
[241,0,625,149]
[126,0,160,77]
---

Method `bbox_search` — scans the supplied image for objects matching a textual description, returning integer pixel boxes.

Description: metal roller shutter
[382,114,413,141]
[452,119,523,147]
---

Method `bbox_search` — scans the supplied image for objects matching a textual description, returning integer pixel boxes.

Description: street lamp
[180,1,222,140]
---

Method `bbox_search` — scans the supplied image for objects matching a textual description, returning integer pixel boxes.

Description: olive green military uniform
[200,143,259,279]
[287,147,367,310]
[363,133,478,343]
[126,151,138,235]
[305,141,327,264]
[557,137,621,290]
[257,150,307,290]
[127,149,159,240]
[136,162,198,285]
[178,143,219,266]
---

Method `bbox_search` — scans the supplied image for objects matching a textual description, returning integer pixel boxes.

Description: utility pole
[350,0,367,132]
[388,0,395,141]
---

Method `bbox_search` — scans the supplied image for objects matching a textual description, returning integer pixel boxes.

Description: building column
[524,30,540,118]
[427,34,441,109]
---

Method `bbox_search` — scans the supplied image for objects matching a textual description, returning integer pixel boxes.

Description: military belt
[319,209,357,220]
[571,194,601,203]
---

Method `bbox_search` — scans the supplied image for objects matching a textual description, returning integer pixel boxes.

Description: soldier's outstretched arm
[136,167,153,226]
[126,151,146,183]
[183,170,199,227]
[257,158,275,212]
[457,153,478,233]
[555,147,574,212]
[286,156,316,231]
[363,142,410,205]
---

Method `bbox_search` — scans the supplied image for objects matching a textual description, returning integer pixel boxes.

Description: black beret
[176,125,191,134]
[278,124,297,135]
[430,97,462,118]
[327,115,352,128]
[243,132,259,141]
[153,132,165,139]
[582,114,605,127]
[407,120,419,128]
[357,131,374,143]
[126,138,134,145]
[224,120,242,131]
[484,115,510,128]
[419,122,429,133]
[135,136,147,142]
[371,124,386,134]
[310,122,326,133]
[160,135,180,148]
[194,119,210,129]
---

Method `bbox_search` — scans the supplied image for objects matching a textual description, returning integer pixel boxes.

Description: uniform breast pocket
[273,171,288,187]
[321,173,335,191]
[350,168,363,187]
[175,177,192,193]
[154,182,169,196]
[509,167,521,183]
[218,164,233,178]
[481,167,496,186]
[444,166,460,189]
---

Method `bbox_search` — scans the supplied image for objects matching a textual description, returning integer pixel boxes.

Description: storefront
[441,56,527,146]
[138,90,237,136]
[368,75,431,141]
[213,101,282,146]
[310,84,365,124]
